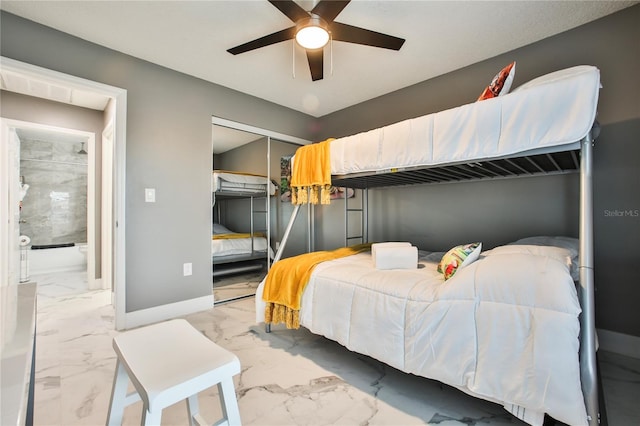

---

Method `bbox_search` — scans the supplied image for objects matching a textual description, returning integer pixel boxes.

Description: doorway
[0,57,128,329]
[13,122,97,294]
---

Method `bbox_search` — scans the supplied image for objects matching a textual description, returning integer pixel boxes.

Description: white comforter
[212,171,277,195]
[212,236,273,259]
[329,66,600,175]
[256,245,586,425]
[212,222,274,259]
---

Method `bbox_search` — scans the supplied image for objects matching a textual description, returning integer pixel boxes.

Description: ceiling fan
[227,0,405,81]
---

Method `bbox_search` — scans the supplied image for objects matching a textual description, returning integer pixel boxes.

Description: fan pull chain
[292,39,296,79]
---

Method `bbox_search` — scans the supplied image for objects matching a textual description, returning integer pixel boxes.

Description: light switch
[183,263,192,276]
[145,188,155,203]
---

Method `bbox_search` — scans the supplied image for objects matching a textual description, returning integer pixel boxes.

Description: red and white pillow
[477,61,516,101]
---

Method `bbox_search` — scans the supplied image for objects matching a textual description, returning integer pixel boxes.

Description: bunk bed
[255,65,602,425]
[212,170,277,196]
[212,170,276,277]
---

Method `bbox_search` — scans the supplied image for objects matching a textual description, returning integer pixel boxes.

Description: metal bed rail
[331,149,581,189]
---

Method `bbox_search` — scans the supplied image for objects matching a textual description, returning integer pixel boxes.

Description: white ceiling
[212,124,266,154]
[1,1,637,118]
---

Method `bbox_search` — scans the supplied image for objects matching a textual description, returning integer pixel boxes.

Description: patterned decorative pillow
[477,61,516,101]
[438,242,482,280]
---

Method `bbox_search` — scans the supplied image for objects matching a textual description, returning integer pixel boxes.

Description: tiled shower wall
[19,137,88,246]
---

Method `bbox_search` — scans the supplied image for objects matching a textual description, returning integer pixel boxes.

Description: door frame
[102,121,114,294]
[0,123,21,287]
[1,57,128,329]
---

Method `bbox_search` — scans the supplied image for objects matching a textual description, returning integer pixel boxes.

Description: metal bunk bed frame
[268,123,601,425]
[212,187,272,277]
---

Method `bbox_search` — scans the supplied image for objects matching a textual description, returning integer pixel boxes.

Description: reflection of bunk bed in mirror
[257,66,603,425]
[212,170,276,277]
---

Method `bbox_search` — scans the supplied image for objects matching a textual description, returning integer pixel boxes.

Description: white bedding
[212,170,277,195]
[329,66,600,175]
[256,245,586,425]
[212,236,272,259]
[212,223,274,259]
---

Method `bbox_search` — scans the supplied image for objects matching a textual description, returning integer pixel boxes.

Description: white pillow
[509,236,578,258]
[510,65,597,93]
[483,244,574,278]
[213,223,232,234]
[508,236,579,280]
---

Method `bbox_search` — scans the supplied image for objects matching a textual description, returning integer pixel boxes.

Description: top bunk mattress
[212,170,277,195]
[329,66,600,176]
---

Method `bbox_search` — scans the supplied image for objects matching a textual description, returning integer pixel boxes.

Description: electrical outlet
[183,262,192,276]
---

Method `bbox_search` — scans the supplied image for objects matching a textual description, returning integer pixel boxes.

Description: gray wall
[214,138,270,234]
[316,5,640,337]
[367,174,580,251]
[1,11,316,312]
[215,137,268,174]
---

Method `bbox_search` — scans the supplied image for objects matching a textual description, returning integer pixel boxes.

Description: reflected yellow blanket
[263,243,371,329]
[290,138,334,205]
[213,233,265,240]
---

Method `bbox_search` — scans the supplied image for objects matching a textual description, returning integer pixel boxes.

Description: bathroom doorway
[14,123,97,292]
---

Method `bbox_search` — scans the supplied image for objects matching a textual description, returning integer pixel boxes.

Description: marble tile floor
[31,271,640,426]
[213,270,265,304]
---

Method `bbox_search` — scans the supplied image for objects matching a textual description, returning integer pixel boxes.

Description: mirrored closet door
[211,118,310,304]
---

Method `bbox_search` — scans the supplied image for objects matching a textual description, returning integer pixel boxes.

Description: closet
[211,118,309,303]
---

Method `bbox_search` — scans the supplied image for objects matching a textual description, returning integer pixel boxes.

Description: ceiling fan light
[295,17,329,49]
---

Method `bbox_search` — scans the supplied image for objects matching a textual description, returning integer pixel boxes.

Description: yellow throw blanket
[290,138,334,205]
[212,233,265,240]
[263,243,371,329]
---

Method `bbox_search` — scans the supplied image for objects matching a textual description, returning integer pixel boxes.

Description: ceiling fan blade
[331,22,405,50]
[311,0,350,23]
[306,49,324,81]
[227,27,296,55]
[268,0,310,23]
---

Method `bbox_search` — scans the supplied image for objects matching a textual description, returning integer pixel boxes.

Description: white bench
[107,319,241,425]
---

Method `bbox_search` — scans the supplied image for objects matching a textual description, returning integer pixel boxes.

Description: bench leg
[218,378,241,426]
[186,394,200,426]
[107,360,129,426]
[142,407,162,426]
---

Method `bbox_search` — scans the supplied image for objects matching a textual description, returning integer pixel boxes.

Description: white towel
[371,242,411,260]
[373,245,418,270]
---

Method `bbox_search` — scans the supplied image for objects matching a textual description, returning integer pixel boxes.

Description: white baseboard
[597,328,640,359]
[124,295,214,330]
[88,278,103,291]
